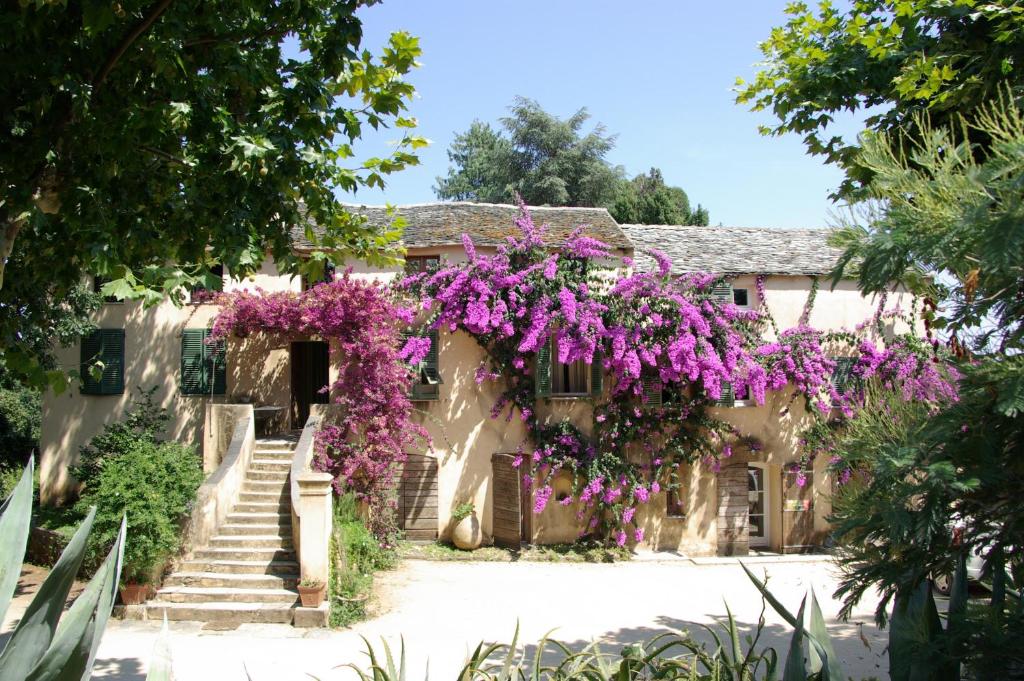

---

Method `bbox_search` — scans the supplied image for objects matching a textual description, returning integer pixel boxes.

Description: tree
[435,97,624,207]
[1,0,426,387]
[609,168,710,226]
[827,96,1024,677]
[735,0,1024,196]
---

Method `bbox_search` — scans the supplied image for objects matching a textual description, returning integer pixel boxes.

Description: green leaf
[25,515,126,681]
[808,588,843,681]
[0,507,96,679]
[145,613,173,681]
[782,597,808,681]
[0,459,34,625]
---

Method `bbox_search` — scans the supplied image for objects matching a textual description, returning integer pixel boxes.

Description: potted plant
[297,578,326,608]
[451,501,482,550]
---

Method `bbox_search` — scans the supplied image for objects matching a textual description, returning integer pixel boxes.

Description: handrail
[290,412,323,520]
[290,406,334,596]
[182,405,255,552]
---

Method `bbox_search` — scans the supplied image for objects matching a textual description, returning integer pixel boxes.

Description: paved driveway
[77,556,890,680]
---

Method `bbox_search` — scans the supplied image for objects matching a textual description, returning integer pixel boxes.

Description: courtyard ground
[4,555,891,680]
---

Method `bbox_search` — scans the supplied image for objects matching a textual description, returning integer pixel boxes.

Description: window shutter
[406,330,440,401]
[181,329,207,394]
[589,350,603,398]
[210,336,227,395]
[181,329,226,395]
[642,373,662,407]
[81,329,125,395]
[831,357,857,393]
[714,381,735,407]
[711,282,733,304]
[535,339,552,398]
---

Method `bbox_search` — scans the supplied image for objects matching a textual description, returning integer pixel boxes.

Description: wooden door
[782,465,815,553]
[492,453,523,548]
[397,454,438,540]
[291,341,329,428]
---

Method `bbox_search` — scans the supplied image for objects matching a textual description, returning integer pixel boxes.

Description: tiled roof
[293,201,632,250]
[620,224,843,276]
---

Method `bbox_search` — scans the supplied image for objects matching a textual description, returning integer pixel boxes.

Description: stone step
[175,559,299,575]
[192,547,296,562]
[254,444,297,453]
[163,572,298,589]
[238,489,288,501]
[246,470,290,482]
[144,601,296,625]
[234,501,289,514]
[250,459,292,471]
[225,512,292,525]
[218,523,291,537]
[155,586,299,604]
[243,480,289,493]
[210,535,293,550]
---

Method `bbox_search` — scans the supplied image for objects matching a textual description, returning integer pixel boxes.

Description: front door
[748,464,770,548]
[291,341,329,428]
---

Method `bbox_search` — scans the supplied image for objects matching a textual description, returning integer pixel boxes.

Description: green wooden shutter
[181,329,227,395]
[642,373,662,407]
[535,339,552,398]
[80,329,125,395]
[406,330,440,401]
[590,350,603,398]
[711,282,733,304]
[713,381,735,407]
[831,357,857,393]
[181,329,206,394]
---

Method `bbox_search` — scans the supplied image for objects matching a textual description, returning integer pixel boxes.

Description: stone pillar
[717,459,750,556]
[296,472,334,585]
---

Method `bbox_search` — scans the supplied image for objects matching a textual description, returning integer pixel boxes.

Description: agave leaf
[782,597,808,681]
[808,587,843,681]
[0,506,96,680]
[24,515,126,681]
[145,612,173,681]
[889,580,942,681]
[724,601,743,667]
[0,459,34,625]
[741,563,799,628]
[498,622,519,681]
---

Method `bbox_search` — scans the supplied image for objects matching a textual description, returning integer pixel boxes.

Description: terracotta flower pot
[452,513,482,550]
[297,583,325,608]
[119,583,149,606]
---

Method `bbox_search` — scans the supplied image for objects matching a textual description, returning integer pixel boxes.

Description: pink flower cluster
[208,274,429,506]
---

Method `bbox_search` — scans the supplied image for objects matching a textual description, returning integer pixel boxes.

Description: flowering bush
[209,273,428,514]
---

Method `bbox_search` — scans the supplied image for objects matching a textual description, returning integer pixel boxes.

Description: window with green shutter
[830,357,858,394]
[712,381,735,407]
[590,351,604,398]
[80,329,125,395]
[711,282,733,304]
[406,329,440,401]
[535,340,552,398]
[180,329,226,395]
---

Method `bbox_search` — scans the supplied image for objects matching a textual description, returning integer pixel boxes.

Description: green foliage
[341,566,848,681]
[0,1,426,386]
[329,493,396,627]
[0,386,40,471]
[398,539,632,563]
[826,95,1024,676]
[71,386,170,491]
[451,502,475,523]
[76,440,202,584]
[736,0,1024,197]
[436,98,712,227]
[0,460,127,681]
[609,168,710,226]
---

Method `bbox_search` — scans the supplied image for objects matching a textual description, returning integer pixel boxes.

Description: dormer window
[405,255,440,276]
[301,261,336,291]
[732,288,750,308]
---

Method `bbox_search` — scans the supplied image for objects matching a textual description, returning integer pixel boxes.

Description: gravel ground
[4,557,891,680]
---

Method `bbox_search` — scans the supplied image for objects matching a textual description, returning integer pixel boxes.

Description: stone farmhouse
[40,201,912,568]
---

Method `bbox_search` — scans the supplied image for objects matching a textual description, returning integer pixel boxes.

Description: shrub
[329,493,396,627]
[71,385,170,490]
[76,439,203,583]
[0,385,40,496]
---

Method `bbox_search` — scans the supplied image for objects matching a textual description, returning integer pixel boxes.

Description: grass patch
[399,539,632,563]
[328,494,397,628]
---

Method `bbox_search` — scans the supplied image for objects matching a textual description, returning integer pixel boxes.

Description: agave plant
[0,459,126,681]
[340,564,846,681]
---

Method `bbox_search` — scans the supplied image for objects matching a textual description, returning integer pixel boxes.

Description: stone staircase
[146,437,301,625]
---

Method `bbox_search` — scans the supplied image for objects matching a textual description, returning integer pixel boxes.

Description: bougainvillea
[399,203,961,542]
[208,273,429,513]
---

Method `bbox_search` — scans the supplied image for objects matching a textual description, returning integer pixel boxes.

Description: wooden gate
[397,454,438,541]
[782,465,815,553]
[492,453,525,548]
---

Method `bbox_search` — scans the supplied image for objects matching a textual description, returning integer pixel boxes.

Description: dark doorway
[291,341,329,428]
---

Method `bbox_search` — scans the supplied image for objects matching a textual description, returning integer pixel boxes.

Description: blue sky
[344,1,865,228]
